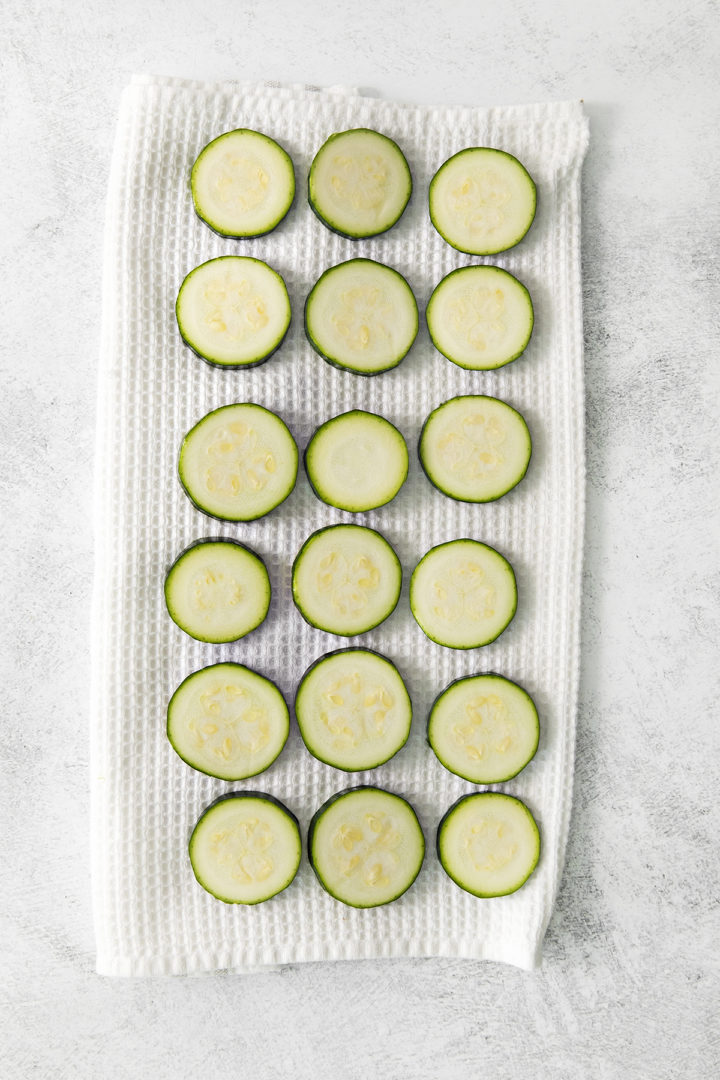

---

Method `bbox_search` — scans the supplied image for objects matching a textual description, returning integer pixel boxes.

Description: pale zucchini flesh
[305,259,418,375]
[167,663,289,781]
[426,265,533,371]
[437,792,540,898]
[429,147,536,255]
[428,674,539,783]
[305,410,409,511]
[295,648,412,771]
[292,525,402,637]
[419,395,531,502]
[309,128,412,239]
[164,538,271,644]
[176,256,291,368]
[189,793,301,904]
[178,403,298,522]
[410,539,517,649]
[309,786,424,907]
[191,128,295,238]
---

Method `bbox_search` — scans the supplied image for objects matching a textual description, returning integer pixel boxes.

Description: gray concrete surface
[1,1,718,1076]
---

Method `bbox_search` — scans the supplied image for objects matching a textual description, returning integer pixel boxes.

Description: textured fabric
[91,76,589,976]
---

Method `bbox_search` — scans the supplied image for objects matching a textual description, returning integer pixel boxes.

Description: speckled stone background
[1,1,718,1077]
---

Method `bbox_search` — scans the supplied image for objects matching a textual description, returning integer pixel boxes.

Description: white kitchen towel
[91,75,588,976]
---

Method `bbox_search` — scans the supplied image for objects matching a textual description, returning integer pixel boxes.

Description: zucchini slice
[305,259,418,375]
[429,147,536,255]
[189,792,301,904]
[176,256,291,368]
[428,674,539,783]
[437,792,540,898]
[419,395,531,503]
[178,403,298,522]
[292,525,402,636]
[426,265,533,371]
[305,410,408,512]
[295,649,412,771]
[167,663,289,781]
[308,128,412,239]
[191,128,295,238]
[308,786,424,907]
[165,538,270,643]
[410,539,516,649]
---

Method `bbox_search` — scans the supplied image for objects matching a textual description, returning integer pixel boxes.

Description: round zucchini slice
[191,128,295,238]
[410,539,516,649]
[176,256,291,368]
[295,648,412,771]
[419,395,531,503]
[305,259,418,375]
[292,525,402,637]
[429,147,536,255]
[305,410,408,512]
[165,538,270,644]
[167,663,289,781]
[428,674,539,783]
[308,128,412,239]
[309,786,424,907]
[178,403,298,522]
[437,792,540,898]
[426,265,533,371]
[189,792,301,904]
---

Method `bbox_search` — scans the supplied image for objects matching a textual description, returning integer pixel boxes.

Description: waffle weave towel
[91,76,589,975]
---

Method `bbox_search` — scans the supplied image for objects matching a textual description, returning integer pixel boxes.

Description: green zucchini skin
[167,662,290,781]
[178,335,280,372]
[418,395,532,503]
[304,410,409,512]
[297,646,406,688]
[294,647,413,771]
[191,129,296,240]
[308,785,425,907]
[192,210,294,243]
[189,791,301,905]
[304,259,418,377]
[436,792,540,898]
[308,187,414,240]
[306,193,408,242]
[308,129,412,240]
[302,335,402,377]
[308,194,380,241]
[425,265,534,371]
[426,672,539,783]
[291,524,402,635]
[177,403,298,523]
[191,789,299,830]
[175,256,291,370]
[164,537,271,644]
[409,539,517,650]
[179,475,298,525]
[308,784,376,850]
[307,199,355,240]
[165,536,267,572]
[429,147,537,255]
